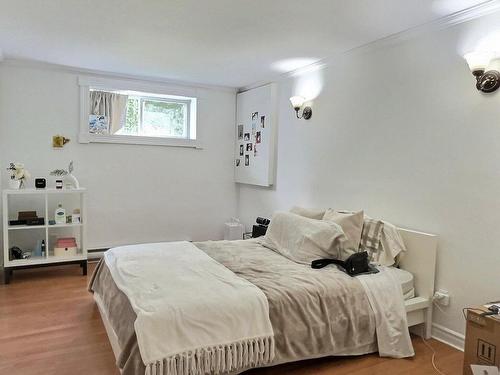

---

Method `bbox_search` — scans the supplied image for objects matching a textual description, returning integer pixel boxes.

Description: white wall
[238,12,500,338]
[0,63,237,253]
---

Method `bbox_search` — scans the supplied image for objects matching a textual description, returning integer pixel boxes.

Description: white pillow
[289,206,326,220]
[262,211,347,264]
[322,209,364,251]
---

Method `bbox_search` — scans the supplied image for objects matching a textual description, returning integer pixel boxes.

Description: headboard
[397,228,438,301]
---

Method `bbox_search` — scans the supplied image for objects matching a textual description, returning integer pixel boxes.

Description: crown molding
[0,58,237,93]
[240,0,500,92]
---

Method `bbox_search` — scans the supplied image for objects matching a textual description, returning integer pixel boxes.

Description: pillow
[322,209,364,251]
[330,211,384,261]
[262,211,347,264]
[359,216,384,256]
[358,216,406,266]
[289,206,326,220]
[377,220,407,266]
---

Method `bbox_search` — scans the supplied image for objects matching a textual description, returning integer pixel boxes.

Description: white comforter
[105,241,275,375]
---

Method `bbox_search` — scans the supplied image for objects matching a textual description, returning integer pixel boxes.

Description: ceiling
[0,0,492,88]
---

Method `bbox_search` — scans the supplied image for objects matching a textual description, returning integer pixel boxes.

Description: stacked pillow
[289,206,326,220]
[322,209,364,254]
[282,206,406,266]
[261,211,347,264]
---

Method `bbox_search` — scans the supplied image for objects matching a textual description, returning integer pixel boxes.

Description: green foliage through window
[122,96,188,138]
[124,98,139,134]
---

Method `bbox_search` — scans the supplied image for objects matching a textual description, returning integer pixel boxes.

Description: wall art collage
[235,111,265,168]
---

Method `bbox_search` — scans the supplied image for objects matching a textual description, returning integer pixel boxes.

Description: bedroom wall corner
[236,10,500,342]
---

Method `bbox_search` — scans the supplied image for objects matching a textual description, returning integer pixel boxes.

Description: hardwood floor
[0,263,464,375]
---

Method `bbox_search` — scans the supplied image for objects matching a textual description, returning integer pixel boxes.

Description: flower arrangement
[6,162,30,189]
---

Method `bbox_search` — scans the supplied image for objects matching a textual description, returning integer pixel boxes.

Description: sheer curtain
[89,91,128,134]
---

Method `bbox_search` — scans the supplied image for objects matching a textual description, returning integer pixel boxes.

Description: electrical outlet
[478,339,496,364]
[433,289,450,306]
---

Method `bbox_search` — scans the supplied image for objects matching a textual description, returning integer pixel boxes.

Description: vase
[9,179,21,189]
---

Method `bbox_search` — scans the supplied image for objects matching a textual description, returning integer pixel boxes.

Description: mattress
[386,267,415,300]
[89,239,413,374]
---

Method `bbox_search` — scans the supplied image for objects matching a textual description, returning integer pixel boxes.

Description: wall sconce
[464,52,500,93]
[289,96,312,120]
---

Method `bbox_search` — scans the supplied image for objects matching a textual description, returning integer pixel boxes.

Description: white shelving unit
[2,188,87,284]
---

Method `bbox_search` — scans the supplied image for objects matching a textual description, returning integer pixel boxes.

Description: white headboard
[397,228,438,300]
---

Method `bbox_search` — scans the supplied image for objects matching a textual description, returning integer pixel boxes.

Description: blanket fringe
[145,336,275,375]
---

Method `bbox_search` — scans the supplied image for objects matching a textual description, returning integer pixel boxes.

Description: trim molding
[0,58,237,93]
[432,322,465,351]
[240,0,500,92]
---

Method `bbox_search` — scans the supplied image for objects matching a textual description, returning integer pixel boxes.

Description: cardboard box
[464,307,500,375]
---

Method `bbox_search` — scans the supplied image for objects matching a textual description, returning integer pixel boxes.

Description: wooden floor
[0,263,464,375]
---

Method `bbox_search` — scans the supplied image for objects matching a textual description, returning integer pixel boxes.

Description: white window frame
[79,76,200,148]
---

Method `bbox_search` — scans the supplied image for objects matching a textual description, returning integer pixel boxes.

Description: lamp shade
[464,51,492,72]
[289,96,305,109]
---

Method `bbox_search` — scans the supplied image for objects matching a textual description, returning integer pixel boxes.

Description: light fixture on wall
[289,96,312,120]
[464,51,500,93]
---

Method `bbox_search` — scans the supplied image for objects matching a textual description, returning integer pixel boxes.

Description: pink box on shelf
[56,237,77,248]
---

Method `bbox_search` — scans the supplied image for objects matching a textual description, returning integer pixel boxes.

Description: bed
[89,227,437,375]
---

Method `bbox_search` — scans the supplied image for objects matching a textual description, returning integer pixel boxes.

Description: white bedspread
[358,266,414,358]
[105,241,275,375]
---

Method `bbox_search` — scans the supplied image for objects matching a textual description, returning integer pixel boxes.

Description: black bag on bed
[311,251,379,276]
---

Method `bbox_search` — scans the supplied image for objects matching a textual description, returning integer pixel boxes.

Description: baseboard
[87,248,109,260]
[431,322,465,351]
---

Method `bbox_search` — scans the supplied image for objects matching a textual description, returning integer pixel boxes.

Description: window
[117,95,190,138]
[79,77,198,147]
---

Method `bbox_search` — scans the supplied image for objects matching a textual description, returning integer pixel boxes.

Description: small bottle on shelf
[55,204,66,225]
[41,240,46,257]
[72,209,81,224]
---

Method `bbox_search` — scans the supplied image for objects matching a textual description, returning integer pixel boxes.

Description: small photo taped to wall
[245,154,249,166]
[244,133,250,141]
[246,143,252,151]
[237,124,243,140]
[256,131,261,144]
[260,115,265,128]
[239,144,244,156]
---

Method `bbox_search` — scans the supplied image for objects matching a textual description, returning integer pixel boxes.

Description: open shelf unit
[2,188,87,284]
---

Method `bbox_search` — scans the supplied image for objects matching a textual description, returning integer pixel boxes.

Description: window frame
[79,76,200,148]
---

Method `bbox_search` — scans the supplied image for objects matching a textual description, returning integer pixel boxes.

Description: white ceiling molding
[0,58,237,94]
[240,0,500,92]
